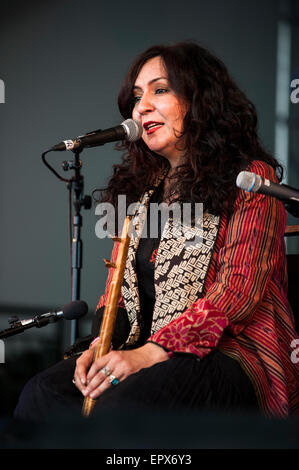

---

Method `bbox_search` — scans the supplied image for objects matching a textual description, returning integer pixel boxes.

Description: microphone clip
[62,159,82,172]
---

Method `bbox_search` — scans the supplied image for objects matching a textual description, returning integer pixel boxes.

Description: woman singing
[15,42,299,420]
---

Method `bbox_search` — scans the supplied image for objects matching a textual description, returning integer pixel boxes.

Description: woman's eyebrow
[133,76,168,91]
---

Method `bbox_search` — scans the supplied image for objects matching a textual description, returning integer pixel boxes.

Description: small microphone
[59,300,89,320]
[19,300,89,326]
[51,119,143,151]
[236,171,299,204]
[0,300,89,339]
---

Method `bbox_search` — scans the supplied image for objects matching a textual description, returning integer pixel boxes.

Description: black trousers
[14,350,259,422]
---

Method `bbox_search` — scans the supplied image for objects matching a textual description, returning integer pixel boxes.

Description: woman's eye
[132,88,169,105]
[155,88,168,94]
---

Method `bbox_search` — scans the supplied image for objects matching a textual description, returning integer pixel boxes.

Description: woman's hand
[73,342,169,399]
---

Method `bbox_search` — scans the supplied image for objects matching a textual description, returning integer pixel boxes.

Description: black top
[135,182,165,343]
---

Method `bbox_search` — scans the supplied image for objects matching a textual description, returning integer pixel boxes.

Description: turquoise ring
[109,375,119,385]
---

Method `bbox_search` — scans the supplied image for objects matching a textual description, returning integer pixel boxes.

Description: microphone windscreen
[122,119,143,142]
[62,300,89,320]
[236,171,261,192]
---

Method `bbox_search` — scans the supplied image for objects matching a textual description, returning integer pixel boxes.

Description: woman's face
[132,56,187,167]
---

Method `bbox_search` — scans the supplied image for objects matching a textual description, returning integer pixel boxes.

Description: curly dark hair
[96,41,283,216]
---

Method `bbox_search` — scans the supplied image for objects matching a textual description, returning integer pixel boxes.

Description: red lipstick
[143,121,164,134]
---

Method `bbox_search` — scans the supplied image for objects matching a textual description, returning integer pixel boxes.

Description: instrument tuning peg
[103,258,116,268]
[111,236,122,242]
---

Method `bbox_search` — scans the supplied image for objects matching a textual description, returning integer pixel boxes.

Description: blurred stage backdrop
[0,0,298,427]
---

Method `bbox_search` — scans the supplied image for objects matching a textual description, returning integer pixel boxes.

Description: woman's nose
[136,92,154,114]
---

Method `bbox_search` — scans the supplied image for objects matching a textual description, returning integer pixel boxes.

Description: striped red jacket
[97,160,299,417]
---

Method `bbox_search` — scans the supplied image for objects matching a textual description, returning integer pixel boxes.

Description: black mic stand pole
[67,148,91,345]
[42,145,91,347]
[70,150,83,344]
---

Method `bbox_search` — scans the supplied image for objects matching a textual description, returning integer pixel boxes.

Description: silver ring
[72,377,76,385]
[109,374,119,385]
[101,365,111,377]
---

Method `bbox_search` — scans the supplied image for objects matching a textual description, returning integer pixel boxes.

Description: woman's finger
[75,349,94,388]
[87,376,113,399]
[82,369,108,396]
[86,367,125,399]
[86,350,121,383]
[84,359,125,398]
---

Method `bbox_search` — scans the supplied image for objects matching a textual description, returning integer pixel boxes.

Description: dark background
[0,0,298,434]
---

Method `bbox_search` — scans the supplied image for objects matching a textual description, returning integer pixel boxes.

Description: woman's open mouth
[143,121,164,135]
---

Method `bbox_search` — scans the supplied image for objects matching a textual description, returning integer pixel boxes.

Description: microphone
[236,171,299,204]
[0,300,89,339]
[51,119,143,151]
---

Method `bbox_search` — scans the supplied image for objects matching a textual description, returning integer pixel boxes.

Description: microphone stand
[42,146,91,347]
[68,149,91,345]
